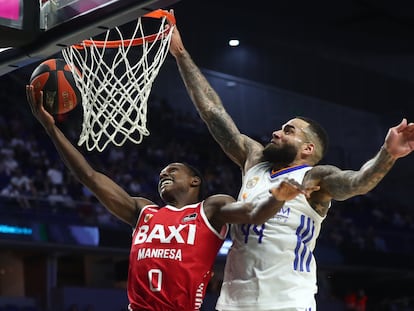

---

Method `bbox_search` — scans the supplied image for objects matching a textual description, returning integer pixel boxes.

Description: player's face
[263,118,310,165]
[158,163,193,202]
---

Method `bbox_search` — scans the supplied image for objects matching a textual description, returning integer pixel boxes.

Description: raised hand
[167,9,185,58]
[383,118,414,159]
[26,85,55,129]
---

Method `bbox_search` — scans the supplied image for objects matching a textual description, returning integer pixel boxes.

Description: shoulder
[202,194,235,218]
[204,194,236,207]
[134,197,158,212]
[242,134,265,171]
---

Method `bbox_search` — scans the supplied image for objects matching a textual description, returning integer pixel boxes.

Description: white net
[61,10,174,152]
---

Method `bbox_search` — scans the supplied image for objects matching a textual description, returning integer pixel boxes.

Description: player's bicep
[202,106,251,165]
[204,195,246,228]
[217,201,255,224]
[310,165,363,201]
[217,133,262,168]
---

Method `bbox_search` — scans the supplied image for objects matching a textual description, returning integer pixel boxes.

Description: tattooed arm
[169,13,263,171]
[305,118,414,216]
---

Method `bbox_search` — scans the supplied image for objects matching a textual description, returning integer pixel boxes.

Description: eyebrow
[283,123,312,141]
[282,124,297,131]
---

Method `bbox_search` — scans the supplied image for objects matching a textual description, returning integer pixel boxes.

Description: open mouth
[159,178,173,190]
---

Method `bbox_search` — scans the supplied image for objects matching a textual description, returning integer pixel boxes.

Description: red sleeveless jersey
[127,202,228,311]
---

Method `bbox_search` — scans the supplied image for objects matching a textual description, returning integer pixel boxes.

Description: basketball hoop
[61,9,175,152]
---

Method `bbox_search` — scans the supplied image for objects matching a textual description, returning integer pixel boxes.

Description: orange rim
[72,9,176,49]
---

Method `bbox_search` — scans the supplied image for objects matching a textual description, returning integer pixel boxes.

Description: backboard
[0,0,180,76]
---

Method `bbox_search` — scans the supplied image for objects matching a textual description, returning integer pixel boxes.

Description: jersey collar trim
[269,164,310,180]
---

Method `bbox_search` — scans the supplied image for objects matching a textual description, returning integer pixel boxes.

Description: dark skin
[26,85,317,231]
[168,10,414,217]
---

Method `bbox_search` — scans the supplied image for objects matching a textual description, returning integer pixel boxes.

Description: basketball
[30,58,81,115]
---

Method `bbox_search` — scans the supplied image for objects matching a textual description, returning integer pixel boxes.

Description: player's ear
[191,176,201,187]
[303,142,314,155]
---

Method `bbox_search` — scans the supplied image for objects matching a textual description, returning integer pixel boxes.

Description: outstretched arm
[26,85,153,226]
[205,179,318,230]
[305,118,414,215]
[169,11,263,171]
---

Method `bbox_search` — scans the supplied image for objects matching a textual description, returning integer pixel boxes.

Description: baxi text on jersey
[134,224,196,245]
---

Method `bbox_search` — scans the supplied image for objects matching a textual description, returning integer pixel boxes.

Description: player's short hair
[296,116,329,159]
[182,162,206,201]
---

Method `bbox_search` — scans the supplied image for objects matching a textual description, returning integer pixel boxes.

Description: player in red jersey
[26,85,317,311]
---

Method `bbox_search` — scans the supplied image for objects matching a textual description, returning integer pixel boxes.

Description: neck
[271,159,300,170]
[167,198,199,209]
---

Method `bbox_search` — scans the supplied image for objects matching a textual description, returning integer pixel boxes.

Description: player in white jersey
[219,163,321,310]
[168,10,414,310]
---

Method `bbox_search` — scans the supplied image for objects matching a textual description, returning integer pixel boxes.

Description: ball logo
[62,91,74,110]
[45,91,56,112]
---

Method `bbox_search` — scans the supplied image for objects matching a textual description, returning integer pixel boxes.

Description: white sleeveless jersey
[216,162,328,310]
